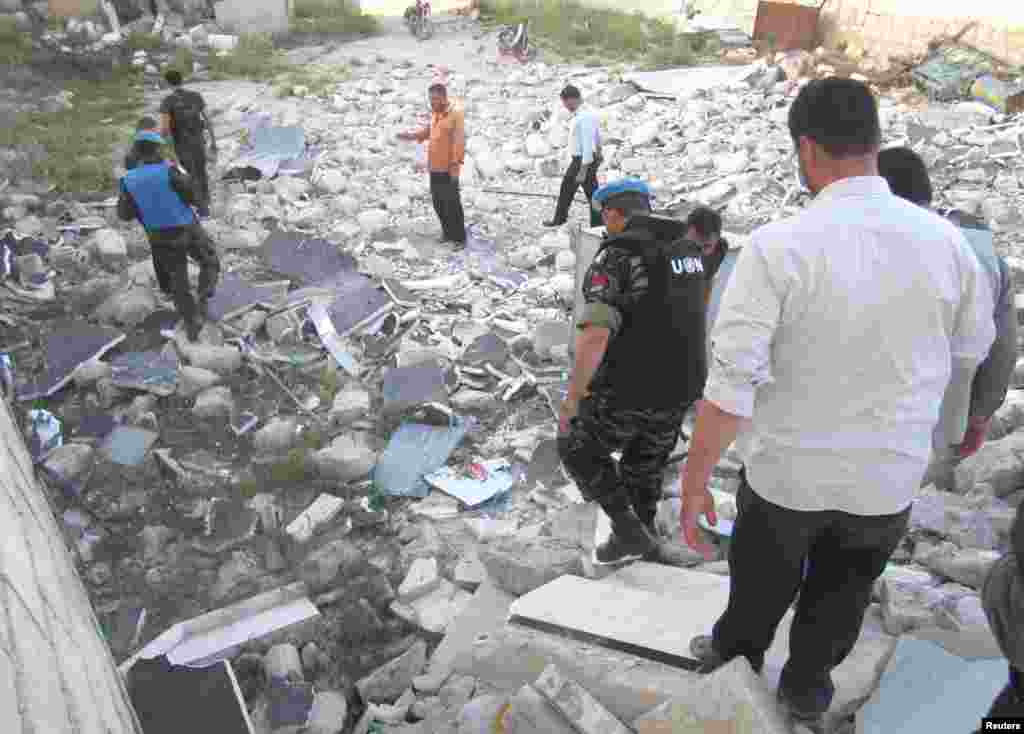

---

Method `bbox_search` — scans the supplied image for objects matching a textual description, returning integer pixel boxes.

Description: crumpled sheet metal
[17,322,125,401]
[374,417,468,498]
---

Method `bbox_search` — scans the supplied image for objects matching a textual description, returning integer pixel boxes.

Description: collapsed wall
[0,398,140,734]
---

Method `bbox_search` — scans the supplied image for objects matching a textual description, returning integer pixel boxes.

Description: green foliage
[269,448,313,483]
[291,0,380,34]
[124,31,163,53]
[478,0,696,68]
[275,64,350,98]
[0,67,144,193]
[0,15,31,66]
[207,33,286,81]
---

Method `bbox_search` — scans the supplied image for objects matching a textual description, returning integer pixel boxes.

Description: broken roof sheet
[17,322,125,401]
[623,64,759,98]
[260,231,358,287]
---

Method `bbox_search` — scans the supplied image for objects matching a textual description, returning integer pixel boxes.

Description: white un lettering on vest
[671,256,703,275]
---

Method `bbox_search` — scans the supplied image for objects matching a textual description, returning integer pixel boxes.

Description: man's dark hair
[560,85,581,101]
[164,69,183,87]
[787,77,881,158]
[605,192,651,219]
[877,146,932,206]
[136,116,158,131]
[134,140,162,161]
[686,206,722,238]
[428,83,447,96]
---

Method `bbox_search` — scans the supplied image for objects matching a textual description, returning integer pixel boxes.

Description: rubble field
[3,11,1024,734]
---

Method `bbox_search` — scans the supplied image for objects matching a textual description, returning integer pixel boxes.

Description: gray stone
[390,579,473,635]
[453,552,487,590]
[477,537,584,596]
[265,643,304,681]
[439,674,478,712]
[356,638,428,704]
[253,418,300,454]
[300,539,362,593]
[312,434,377,481]
[140,525,177,561]
[916,542,1000,589]
[72,359,112,386]
[176,365,221,397]
[398,557,441,603]
[953,430,1024,498]
[451,389,495,412]
[306,690,348,734]
[357,209,390,235]
[95,287,158,326]
[315,170,348,195]
[192,385,235,420]
[301,642,325,676]
[210,549,261,602]
[179,343,244,374]
[431,581,516,673]
[504,684,576,734]
[41,443,95,485]
[632,657,790,734]
[89,228,127,265]
[328,386,372,426]
[534,665,631,734]
[414,666,453,695]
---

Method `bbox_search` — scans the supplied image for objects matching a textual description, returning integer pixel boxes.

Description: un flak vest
[121,162,195,231]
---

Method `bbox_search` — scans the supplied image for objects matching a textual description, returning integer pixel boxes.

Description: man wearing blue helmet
[557,178,708,564]
[118,130,220,343]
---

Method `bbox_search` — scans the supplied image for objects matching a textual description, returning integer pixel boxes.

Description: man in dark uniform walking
[118,131,220,342]
[160,69,217,219]
[558,178,708,564]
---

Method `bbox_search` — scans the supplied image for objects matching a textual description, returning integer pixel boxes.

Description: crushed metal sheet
[110,350,179,396]
[206,273,290,322]
[17,321,125,401]
[260,230,358,287]
[381,359,449,415]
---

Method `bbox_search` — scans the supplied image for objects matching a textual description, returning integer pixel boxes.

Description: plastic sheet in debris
[110,351,179,396]
[381,360,450,416]
[307,301,359,376]
[0,352,13,397]
[100,425,159,466]
[423,458,518,509]
[27,409,61,462]
[859,637,1005,734]
[260,230,358,287]
[206,273,290,322]
[16,321,125,401]
[230,122,308,180]
[374,417,469,498]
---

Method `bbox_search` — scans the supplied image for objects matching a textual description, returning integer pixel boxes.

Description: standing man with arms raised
[396,83,467,247]
[160,69,217,219]
[544,85,603,229]
[679,79,995,732]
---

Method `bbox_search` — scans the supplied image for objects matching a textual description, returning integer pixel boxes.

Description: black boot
[595,506,658,565]
[635,504,658,538]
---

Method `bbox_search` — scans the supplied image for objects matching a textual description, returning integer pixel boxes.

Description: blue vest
[121,162,195,231]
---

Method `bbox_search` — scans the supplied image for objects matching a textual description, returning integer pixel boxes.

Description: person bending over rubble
[878,146,1016,483]
[557,178,708,565]
[118,130,221,343]
[685,205,729,306]
[974,498,1024,729]
[396,83,467,247]
[678,78,996,733]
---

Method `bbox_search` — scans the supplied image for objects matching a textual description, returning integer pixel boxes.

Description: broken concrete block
[329,385,371,426]
[192,385,235,419]
[916,543,1000,589]
[439,674,478,711]
[265,643,304,681]
[504,684,577,734]
[534,664,631,734]
[356,638,428,704]
[253,417,300,454]
[477,536,584,596]
[414,666,453,695]
[878,578,942,635]
[391,579,473,635]
[431,580,516,673]
[306,690,348,734]
[453,552,487,590]
[176,365,221,398]
[179,343,244,374]
[953,430,1024,498]
[299,539,362,593]
[89,228,128,265]
[286,493,346,544]
[398,557,442,603]
[312,433,377,481]
[632,657,790,734]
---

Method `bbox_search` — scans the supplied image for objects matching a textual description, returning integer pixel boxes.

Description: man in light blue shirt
[544,85,603,229]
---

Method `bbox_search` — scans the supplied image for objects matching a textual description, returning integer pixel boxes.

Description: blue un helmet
[591,178,654,213]
[135,130,166,145]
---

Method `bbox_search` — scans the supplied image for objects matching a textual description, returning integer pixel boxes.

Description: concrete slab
[429,580,517,673]
[534,665,632,734]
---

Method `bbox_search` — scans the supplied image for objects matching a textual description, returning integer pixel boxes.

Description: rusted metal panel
[753,1,821,51]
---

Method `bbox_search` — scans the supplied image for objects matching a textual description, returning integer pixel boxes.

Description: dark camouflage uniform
[557,242,688,524]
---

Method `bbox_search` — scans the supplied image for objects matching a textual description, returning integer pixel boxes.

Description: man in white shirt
[679,78,996,732]
[543,85,603,229]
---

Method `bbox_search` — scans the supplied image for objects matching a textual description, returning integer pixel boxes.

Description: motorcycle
[404,0,434,41]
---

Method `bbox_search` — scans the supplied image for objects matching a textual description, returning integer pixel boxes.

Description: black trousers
[176,141,209,209]
[974,668,1024,733]
[557,392,688,524]
[711,473,910,715]
[429,171,465,243]
[552,156,601,228]
[149,224,220,327]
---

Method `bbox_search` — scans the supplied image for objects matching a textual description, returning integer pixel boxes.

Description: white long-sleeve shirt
[706,176,996,515]
[565,106,601,165]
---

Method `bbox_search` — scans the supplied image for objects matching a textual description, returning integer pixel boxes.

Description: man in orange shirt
[397,83,467,247]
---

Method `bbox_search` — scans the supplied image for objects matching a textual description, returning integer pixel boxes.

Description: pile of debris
[3,28,1024,734]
